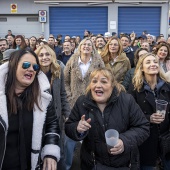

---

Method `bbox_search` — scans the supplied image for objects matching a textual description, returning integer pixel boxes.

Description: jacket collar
[139,78,169,109]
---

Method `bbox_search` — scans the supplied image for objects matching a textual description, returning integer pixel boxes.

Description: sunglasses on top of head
[22,62,39,71]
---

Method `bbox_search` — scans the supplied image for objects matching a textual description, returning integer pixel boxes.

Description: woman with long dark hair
[0,49,60,170]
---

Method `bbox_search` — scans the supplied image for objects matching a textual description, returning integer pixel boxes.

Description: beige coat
[64,53,105,109]
[105,53,131,83]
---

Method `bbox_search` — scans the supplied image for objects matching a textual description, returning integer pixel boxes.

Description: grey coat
[51,60,71,169]
[52,60,71,129]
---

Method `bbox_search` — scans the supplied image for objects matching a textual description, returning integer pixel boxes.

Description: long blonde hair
[132,53,167,92]
[100,37,123,64]
[35,45,61,84]
[85,68,125,95]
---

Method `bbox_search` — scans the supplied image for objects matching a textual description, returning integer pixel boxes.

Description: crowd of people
[0,29,170,170]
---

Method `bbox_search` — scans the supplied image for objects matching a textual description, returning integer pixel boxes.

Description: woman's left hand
[110,139,124,155]
[43,158,57,170]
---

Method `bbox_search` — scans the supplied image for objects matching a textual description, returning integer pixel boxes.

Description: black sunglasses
[22,62,39,71]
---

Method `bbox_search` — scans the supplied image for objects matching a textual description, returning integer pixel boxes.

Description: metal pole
[42,23,45,34]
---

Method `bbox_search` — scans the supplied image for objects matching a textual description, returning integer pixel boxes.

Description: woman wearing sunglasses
[35,45,71,170]
[0,49,60,170]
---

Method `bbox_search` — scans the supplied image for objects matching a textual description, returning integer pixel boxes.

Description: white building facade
[0,0,169,39]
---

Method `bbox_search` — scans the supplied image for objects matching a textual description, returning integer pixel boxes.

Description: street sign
[11,4,17,13]
[39,16,47,23]
[39,10,47,23]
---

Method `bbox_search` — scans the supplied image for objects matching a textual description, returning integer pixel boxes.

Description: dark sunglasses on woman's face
[22,62,39,71]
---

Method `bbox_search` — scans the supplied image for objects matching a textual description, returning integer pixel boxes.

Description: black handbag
[159,130,170,157]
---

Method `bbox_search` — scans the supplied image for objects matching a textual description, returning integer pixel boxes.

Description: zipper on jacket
[0,121,7,170]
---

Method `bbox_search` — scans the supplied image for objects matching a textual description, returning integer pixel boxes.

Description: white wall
[0,0,169,39]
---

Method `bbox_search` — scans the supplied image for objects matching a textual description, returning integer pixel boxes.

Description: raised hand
[77,115,91,133]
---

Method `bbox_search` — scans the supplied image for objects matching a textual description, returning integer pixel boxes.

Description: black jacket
[128,80,170,166]
[122,68,135,91]
[65,88,149,169]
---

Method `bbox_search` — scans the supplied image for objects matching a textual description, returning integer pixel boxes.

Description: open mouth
[25,73,32,79]
[95,90,103,96]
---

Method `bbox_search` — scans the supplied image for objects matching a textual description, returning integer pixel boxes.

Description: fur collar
[68,52,104,80]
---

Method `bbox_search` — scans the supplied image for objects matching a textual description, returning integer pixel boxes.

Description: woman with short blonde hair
[65,67,149,170]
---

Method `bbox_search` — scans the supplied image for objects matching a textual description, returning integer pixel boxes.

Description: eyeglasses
[22,62,39,71]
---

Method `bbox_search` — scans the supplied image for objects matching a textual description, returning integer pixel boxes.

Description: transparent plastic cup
[155,99,168,117]
[105,129,119,153]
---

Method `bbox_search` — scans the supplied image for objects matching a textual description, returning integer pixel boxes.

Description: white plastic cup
[155,99,168,117]
[105,129,119,153]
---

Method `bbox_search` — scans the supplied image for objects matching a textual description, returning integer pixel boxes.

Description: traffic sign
[39,10,47,23]
[39,16,47,23]
[39,10,47,17]
[11,4,17,13]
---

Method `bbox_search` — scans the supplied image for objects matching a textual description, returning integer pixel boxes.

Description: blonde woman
[100,37,131,83]
[64,37,105,170]
[129,53,170,170]
[35,45,70,170]
[65,68,149,170]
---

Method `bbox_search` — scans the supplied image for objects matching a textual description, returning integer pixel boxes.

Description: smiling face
[38,48,52,67]
[142,55,159,76]
[16,53,38,90]
[157,46,168,61]
[63,41,72,53]
[80,40,93,55]
[15,38,22,46]
[109,39,119,54]
[96,38,105,49]
[120,36,130,49]
[90,72,112,105]
[0,40,8,52]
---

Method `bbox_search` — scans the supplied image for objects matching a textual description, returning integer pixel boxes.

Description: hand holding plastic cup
[155,99,168,117]
[105,129,119,153]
